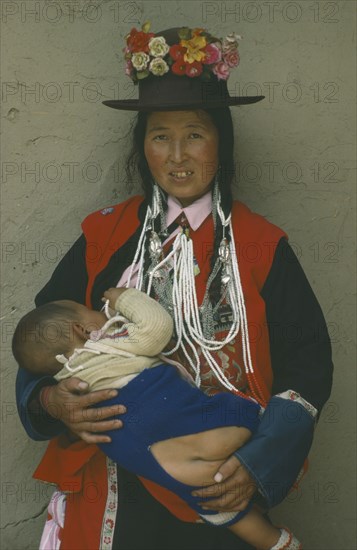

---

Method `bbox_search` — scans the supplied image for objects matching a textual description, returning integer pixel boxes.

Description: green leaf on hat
[141,21,151,33]
[136,69,150,80]
[178,27,191,40]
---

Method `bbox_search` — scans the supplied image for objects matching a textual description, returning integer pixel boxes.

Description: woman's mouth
[169,171,193,180]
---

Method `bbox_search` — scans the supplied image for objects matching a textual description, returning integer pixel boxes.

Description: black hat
[103,26,264,111]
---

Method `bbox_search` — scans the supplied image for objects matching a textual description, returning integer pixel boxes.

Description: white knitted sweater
[54,289,174,390]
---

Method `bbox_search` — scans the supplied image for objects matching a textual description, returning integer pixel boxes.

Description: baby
[12,287,301,550]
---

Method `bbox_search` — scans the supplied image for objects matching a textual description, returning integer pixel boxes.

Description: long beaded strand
[126,182,265,403]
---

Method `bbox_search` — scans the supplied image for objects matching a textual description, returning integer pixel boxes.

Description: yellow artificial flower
[181,35,207,63]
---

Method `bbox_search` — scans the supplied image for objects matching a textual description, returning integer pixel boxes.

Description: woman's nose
[169,139,187,163]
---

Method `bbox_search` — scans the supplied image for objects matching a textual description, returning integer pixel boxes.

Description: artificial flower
[127,28,154,53]
[223,47,240,68]
[123,25,242,83]
[172,59,187,75]
[169,44,186,61]
[202,43,222,65]
[149,57,169,76]
[224,32,242,46]
[148,36,170,57]
[125,59,134,77]
[212,61,230,80]
[181,35,207,63]
[131,52,150,71]
[185,61,203,78]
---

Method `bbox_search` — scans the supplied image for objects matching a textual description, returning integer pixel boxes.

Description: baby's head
[12,301,106,376]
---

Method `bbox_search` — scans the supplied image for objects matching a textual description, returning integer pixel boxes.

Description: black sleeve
[235,237,333,507]
[35,234,88,306]
[16,234,89,439]
[261,237,333,412]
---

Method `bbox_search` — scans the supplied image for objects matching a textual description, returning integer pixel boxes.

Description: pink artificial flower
[212,61,230,80]
[125,60,134,77]
[202,43,222,65]
[223,47,240,68]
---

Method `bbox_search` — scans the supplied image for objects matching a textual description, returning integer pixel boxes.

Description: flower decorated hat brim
[103,25,264,111]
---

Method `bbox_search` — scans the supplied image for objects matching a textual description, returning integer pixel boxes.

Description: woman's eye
[189,133,202,139]
[153,135,168,141]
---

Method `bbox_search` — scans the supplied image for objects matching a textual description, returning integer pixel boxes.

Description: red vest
[34,196,286,549]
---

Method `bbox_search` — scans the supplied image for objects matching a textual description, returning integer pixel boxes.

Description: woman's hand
[44,378,126,444]
[191,455,257,512]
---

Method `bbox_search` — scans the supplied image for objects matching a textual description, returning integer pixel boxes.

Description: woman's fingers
[45,379,126,430]
[69,404,126,423]
[76,431,113,445]
[71,419,125,444]
[56,376,90,394]
[199,485,253,511]
[191,454,257,512]
[74,389,119,408]
[213,454,240,482]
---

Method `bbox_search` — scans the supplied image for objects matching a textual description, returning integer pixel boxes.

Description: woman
[16,26,333,550]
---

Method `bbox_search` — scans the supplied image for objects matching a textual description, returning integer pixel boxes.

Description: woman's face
[144,110,219,207]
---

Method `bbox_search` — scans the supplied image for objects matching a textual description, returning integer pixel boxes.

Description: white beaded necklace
[126,183,255,393]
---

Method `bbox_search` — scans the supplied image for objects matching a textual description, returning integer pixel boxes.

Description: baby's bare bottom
[150,427,281,550]
[150,425,251,486]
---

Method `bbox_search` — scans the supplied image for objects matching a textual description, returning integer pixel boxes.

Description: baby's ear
[72,322,89,340]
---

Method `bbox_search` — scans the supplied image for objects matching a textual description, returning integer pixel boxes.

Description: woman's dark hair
[125,108,236,306]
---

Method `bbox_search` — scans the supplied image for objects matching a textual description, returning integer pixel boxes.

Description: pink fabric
[165,192,212,230]
[39,490,66,550]
[116,192,212,288]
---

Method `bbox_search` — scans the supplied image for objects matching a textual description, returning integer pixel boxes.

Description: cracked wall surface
[1,1,356,549]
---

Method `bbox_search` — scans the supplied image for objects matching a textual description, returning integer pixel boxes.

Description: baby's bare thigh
[150,426,251,486]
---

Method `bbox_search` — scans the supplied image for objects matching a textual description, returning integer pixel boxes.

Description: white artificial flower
[149,57,169,76]
[148,36,170,57]
[131,52,150,71]
[225,32,242,43]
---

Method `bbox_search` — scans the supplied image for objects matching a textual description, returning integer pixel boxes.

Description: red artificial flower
[127,28,155,53]
[169,44,186,61]
[172,59,187,75]
[185,61,203,78]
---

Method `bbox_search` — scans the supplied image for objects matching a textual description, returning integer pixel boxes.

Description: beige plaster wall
[1,1,356,548]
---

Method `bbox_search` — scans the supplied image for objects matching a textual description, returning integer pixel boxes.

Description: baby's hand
[103,287,127,309]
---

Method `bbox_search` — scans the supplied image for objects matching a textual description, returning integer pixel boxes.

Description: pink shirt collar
[116,192,212,288]
[166,192,212,230]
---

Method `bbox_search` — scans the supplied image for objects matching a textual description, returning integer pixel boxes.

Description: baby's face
[76,304,107,333]
[58,300,107,334]
[77,304,108,332]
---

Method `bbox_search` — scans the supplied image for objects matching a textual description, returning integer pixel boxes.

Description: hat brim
[102,95,265,112]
